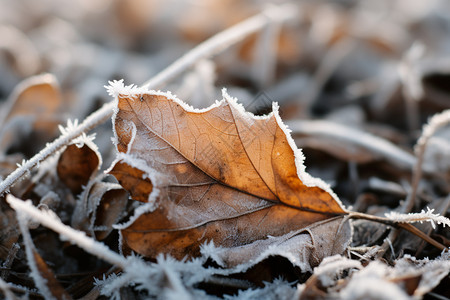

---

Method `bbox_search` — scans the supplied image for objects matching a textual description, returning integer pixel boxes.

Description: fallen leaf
[0,209,19,260]
[1,73,62,129]
[32,248,72,300]
[71,179,128,240]
[0,74,63,154]
[92,185,128,240]
[107,82,348,266]
[0,153,30,197]
[57,140,101,194]
[204,216,351,270]
[109,161,152,203]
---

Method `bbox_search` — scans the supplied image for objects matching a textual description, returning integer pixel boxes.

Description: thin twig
[0,277,18,300]
[348,211,446,251]
[416,195,450,256]
[377,109,450,257]
[397,223,445,251]
[141,3,297,89]
[377,230,401,259]
[16,209,56,299]
[0,243,19,280]
[0,3,297,196]
[7,195,128,269]
[0,103,112,195]
[403,109,450,213]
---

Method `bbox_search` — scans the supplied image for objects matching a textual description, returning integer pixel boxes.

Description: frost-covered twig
[7,195,128,268]
[6,195,209,297]
[141,3,297,89]
[403,109,450,213]
[0,277,17,300]
[378,110,450,257]
[385,207,450,229]
[0,103,112,195]
[16,211,56,300]
[0,3,298,196]
[1,243,19,280]
[349,211,446,251]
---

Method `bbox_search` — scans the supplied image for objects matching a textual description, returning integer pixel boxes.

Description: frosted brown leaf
[0,74,63,153]
[32,248,72,300]
[108,83,350,265]
[71,180,128,240]
[57,142,101,194]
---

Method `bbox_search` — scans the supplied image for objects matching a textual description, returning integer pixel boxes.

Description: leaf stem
[397,223,445,251]
[0,4,298,196]
[348,211,446,251]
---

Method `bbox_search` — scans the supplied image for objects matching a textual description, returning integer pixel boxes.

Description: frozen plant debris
[385,207,450,229]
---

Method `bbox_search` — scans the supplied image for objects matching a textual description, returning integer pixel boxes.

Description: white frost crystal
[385,207,450,229]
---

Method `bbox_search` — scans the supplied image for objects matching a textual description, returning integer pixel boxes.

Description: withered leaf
[57,142,101,194]
[208,216,351,270]
[2,74,61,123]
[71,179,128,240]
[108,84,348,264]
[32,249,72,300]
[93,185,128,240]
[109,161,152,203]
[0,209,19,261]
[0,74,63,154]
